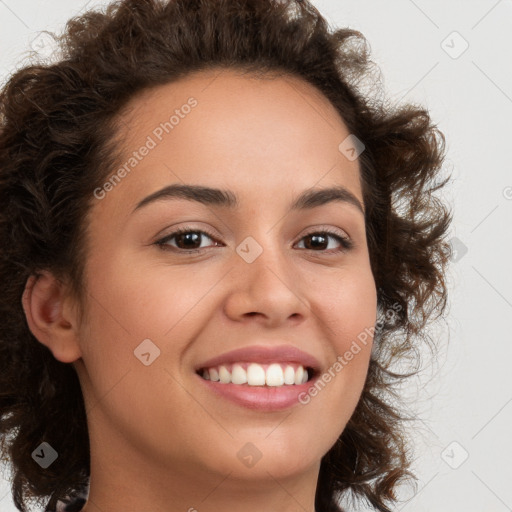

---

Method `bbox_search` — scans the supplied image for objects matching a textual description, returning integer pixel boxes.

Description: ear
[21,271,83,363]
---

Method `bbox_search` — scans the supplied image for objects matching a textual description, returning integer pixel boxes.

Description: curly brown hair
[0,0,453,511]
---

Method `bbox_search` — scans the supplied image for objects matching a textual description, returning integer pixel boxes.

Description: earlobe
[21,271,82,363]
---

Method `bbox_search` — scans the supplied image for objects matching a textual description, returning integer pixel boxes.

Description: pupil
[179,232,200,248]
[307,234,326,250]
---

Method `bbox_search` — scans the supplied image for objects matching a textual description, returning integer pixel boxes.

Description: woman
[0,0,452,511]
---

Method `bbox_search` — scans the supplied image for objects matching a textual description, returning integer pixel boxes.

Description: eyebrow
[132,183,365,215]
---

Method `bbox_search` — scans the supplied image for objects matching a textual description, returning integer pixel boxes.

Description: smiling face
[67,68,377,505]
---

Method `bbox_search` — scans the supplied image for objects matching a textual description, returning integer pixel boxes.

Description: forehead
[99,68,362,217]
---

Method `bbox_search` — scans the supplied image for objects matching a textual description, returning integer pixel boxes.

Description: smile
[198,362,312,387]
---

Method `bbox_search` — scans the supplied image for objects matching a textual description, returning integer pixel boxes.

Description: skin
[22,68,377,512]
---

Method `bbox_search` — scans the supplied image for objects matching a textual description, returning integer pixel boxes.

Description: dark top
[44,482,89,512]
[44,496,86,512]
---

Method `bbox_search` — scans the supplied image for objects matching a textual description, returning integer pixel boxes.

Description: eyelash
[154,226,354,254]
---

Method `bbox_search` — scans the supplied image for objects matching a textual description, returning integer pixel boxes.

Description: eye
[155,227,221,253]
[295,228,353,253]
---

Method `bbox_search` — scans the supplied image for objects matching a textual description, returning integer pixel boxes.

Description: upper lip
[195,344,322,373]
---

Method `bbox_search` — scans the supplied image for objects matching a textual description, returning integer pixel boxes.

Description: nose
[223,239,311,328]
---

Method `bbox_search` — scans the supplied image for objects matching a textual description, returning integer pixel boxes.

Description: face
[71,69,377,490]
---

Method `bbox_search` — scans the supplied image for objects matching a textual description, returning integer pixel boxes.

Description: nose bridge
[235,230,290,286]
[224,229,309,323]
[233,204,288,265]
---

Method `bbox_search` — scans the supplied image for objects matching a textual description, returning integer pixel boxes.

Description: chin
[199,431,326,481]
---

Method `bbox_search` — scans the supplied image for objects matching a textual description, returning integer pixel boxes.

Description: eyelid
[300,225,350,240]
[153,222,221,242]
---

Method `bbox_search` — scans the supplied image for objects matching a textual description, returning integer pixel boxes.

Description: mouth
[195,362,320,411]
[193,344,322,411]
[196,362,318,387]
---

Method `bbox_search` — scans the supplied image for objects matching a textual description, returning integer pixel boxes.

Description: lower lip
[196,373,317,411]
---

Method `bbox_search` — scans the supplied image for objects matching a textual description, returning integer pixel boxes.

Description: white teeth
[219,365,231,383]
[294,365,304,385]
[201,362,311,387]
[284,365,295,385]
[266,363,284,386]
[247,363,266,386]
[231,364,247,385]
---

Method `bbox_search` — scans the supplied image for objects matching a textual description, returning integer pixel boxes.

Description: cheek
[77,255,225,401]
[308,265,376,409]
[75,260,209,441]
[83,252,207,338]
[316,264,377,348]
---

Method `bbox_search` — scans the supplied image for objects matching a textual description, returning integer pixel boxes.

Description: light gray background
[1,1,511,511]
